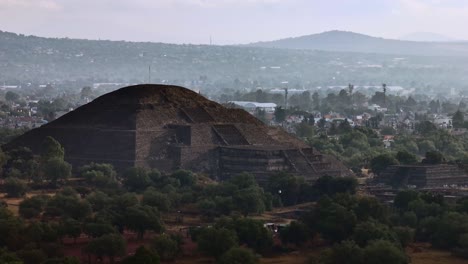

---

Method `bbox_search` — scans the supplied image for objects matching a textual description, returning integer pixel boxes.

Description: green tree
[274,107,286,123]
[324,240,364,264]
[83,234,126,264]
[45,194,92,220]
[394,226,415,247]
[171,170,195,187]
[279,221,309,247]
[197,227,238,259]
[5,91,20,102]
[312,92,320,110]
[352,221,398,247]
[233,187,266,216]
[354,196,388,222]
[400,211,418,228]
[453,110,465,128]
[83,221,116,238]
[142,187,171,212]
[59,218,82,244]
[79,163,116,179]
[430,212,468,249]
[267,173,302,206]
[197,198,218,219]
[82,170,116,188]
[415,121,437,135]
[121,246,160,264]
[41,136,65,161]
[396,150,418,165]
[42,158,72,187]
[123,205,163,240]
[423,151,445,164]
[86,191,111,211]
[19,195,48,219]
[216,217,273,254]
[3,177,27,197]
[370,154,399,175]
[106,193,139,232]
[363,240,408,264]
[337,119,352,134]
[296,122,315,138]
[394,190,419,211]
[0,248,22,264]
[314,201,357,243]
[123,167,152,192]
[151,234,180,261]
[228,173,257,189]
[219,247,258,264]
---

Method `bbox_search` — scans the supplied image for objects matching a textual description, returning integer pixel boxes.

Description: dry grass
[260,249,321,264]
[408,243,468,264]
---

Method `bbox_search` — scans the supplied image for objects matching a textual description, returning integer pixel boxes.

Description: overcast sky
[1,0,468,44]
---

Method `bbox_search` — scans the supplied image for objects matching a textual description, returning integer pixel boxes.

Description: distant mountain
[248,30,468,56]
[2,29,468,90]
[400,32,457,42]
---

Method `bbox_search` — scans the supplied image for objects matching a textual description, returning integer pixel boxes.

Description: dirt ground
[408,243,468,264]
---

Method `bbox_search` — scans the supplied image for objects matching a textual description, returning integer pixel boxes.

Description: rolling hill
[400,32,458,42]
[1,30,468,91]
[248,30,468,56]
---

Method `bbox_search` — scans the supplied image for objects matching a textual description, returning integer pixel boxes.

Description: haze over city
[4,1,468,264]
[1,0,468,44]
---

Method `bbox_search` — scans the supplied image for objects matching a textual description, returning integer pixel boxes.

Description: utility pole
[284,88,288,109]
[148,65,151,83]
[382,83,387,107]
[281,81,289,109]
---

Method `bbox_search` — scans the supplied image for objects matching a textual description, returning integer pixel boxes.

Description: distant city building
[368,104,387,112]
[228,101,277,113]
[269,89,308,94]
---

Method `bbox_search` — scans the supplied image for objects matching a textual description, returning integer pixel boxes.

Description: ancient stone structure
[4,84,350,181]
[379,164,468,188]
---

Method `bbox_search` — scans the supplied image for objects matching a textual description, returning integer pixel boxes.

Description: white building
[228,101,277,113]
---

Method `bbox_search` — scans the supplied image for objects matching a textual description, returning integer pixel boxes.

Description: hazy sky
[1,0,468,44]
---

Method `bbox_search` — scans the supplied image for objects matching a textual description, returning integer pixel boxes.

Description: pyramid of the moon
[4,84,350,181]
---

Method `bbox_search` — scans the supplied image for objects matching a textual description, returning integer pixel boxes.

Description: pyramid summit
[4,84,349,181]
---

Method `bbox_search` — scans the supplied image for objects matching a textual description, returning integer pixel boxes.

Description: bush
[363,240,408,264]
[327,240,364,264]
[142,188,171,212]
[151,234,180,261]
[19,195,48,219]
[171,170,195,187]
[394,226,415,248]
[352,221,398,247]
[196,227,238,259]
[121,246,160,264]
[4,177,27,197]
[279,221,309,247]
[219,247,258,264]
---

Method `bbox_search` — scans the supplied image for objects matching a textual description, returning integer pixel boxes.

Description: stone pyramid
[5,84,350,181]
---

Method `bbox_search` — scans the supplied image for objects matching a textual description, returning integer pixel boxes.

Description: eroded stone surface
[4,84,350,180]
